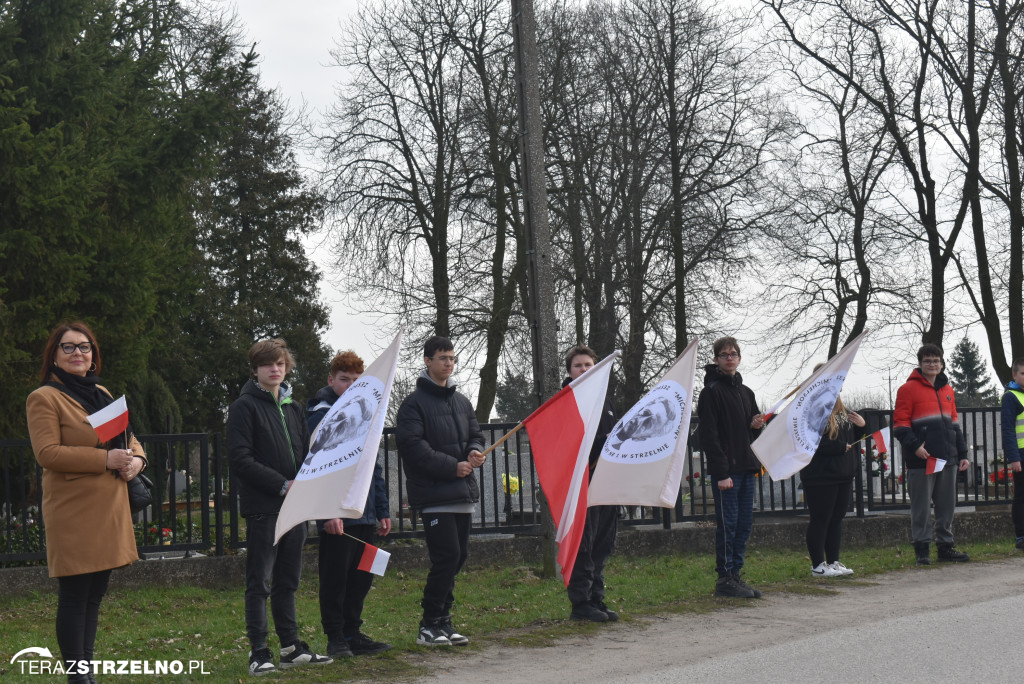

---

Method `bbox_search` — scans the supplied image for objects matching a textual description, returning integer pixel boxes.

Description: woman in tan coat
[26,322,147,684]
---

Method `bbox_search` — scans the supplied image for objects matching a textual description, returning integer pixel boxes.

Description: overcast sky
[232,0,384,365]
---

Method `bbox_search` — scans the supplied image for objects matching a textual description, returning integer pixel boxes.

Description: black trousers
[244,513,306,649]
[420,512,470,620]
[1013,469,1024,537]
[318,523,376,640]
[804,480,852,567]
[56,569,111,672]
[567,505,618,607]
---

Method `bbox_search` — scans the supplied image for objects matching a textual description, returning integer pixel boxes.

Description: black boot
[914,542,931,565]
[937,543,970,562]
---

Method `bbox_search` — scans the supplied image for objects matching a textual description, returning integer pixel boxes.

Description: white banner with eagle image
[274,331,402,544]
[588,338,699,508]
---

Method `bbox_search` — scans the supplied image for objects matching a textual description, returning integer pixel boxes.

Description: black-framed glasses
[717,352,740,359]
[431,355,458,364]
[59,342,93,355]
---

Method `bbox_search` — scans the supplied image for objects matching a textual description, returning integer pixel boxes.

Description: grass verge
[0,539,1017,683]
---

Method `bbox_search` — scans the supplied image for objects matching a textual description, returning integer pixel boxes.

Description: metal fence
[2,408,1014,567]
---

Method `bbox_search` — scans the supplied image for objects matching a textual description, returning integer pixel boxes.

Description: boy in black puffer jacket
[397,336,485,647]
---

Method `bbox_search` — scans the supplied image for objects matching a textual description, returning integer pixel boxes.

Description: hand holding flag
[751,332,867,480]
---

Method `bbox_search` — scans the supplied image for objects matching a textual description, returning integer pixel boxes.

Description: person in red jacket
[893,344,971,565]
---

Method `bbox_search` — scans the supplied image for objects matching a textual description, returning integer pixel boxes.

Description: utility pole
[511,0,560,578]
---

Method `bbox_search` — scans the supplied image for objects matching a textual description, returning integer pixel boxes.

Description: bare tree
[765,0,972,347]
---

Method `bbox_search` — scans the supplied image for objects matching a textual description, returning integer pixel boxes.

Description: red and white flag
[357,543,391,576]
[752,332,867,480]
[87,396,129,443]
[524,351,619,586]
[926,456,946,474]
[871,427,891,454]
[274,331,403,544]
[589,339,699,508]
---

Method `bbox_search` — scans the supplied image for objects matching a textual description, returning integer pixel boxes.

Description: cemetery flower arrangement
[135,524,173,545]
[990,468,1011,483]
[870,451,889,476]
[502,473,520,495]
[686,472,711,487]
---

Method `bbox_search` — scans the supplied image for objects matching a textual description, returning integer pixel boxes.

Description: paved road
[410,556,1024,684]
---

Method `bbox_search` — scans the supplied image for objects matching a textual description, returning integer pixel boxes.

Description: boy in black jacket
[397,336,485,647]
[227,339,332,675]
[697,337,765,599]
[563,345,620,623]
[308,350,392,658]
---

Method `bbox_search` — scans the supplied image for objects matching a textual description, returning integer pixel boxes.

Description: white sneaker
[811,562,840,577]
[829,561,854,576]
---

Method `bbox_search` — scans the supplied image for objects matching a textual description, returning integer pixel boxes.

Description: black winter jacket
[227,379,309,517]
[307,385,390,526]
[800,418,858,486]
[397,375,485,509]
[697,365,762,481]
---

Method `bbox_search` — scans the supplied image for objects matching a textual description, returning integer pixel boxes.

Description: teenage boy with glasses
[893,343,971,565]
[697,337,765,598]
[396,336,485,646]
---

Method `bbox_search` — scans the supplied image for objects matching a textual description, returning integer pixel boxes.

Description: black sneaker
[936,544,970,562]
[731,573,762,598]
[570,602,609,622]
[347,632,392,656]
[416,620,452,646]
[714,575,755,598]
[326,638,353,658]
[279,640,333,669]
[439,617,469,646]
[248,647,276,676]
[914,542,931,565]
[596,601,619,622]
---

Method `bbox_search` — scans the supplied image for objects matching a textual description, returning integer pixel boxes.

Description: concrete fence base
[1,508,1013,598]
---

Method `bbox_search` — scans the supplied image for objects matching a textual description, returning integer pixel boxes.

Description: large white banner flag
[588,339,699,507]
[752,331,867,481]
[274,331,402,544]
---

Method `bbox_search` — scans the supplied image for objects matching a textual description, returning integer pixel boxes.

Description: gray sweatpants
[907,465,957,545]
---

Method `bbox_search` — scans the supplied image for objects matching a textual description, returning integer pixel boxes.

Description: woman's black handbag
[126,472,154,513]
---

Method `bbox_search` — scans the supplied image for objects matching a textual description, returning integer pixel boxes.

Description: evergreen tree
[948,337,1000,407]
[0,0,209,435]
[495,371,537,423]
[168,71,331,432]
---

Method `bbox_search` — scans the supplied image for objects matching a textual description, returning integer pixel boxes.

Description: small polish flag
[87,396,129,443]
[357,543,390,576]
[926,456,947,475]
[871,428,891,454]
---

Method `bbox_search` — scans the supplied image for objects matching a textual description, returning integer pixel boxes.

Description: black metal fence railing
[2,408,1014,567]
